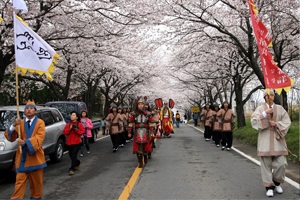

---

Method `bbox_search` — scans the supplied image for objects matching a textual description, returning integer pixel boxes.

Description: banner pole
[14,11,22,153]
[15,66,22,153]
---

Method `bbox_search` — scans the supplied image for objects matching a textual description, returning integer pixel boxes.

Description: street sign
[191,106,200,112]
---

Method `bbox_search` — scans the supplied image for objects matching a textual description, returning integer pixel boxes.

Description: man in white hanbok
[251,89,291,197]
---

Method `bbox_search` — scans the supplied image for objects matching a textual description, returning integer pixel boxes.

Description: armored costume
[128,97,154,168]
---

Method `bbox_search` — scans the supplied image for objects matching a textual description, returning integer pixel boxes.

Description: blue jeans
[176,120,180,128]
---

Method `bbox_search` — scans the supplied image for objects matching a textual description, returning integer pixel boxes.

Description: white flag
[14,14,59,80]
[13,0,28,14]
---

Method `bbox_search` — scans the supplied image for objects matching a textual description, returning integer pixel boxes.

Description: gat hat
[263,89,275,97]
[25,100,36,110]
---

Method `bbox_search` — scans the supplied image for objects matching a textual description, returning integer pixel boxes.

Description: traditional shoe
[80,154,84,157]
[266,189,274,197]
[113,148,116,153]
[69,170,75,175]
[275,185,283,194]
[216,144,220,147]
[226,148,231,151]
[221,146,225,151]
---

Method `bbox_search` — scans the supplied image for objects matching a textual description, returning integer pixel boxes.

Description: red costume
[128,97,154,168]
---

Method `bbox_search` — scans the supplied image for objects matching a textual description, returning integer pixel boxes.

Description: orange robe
[5,117,47,172]
[5,117,46,199]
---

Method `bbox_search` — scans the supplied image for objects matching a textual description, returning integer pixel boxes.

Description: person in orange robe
[4,100,47,200]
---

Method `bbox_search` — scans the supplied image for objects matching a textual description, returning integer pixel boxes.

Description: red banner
[248,0,293,94]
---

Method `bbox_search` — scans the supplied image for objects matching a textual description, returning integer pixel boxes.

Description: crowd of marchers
[191,89,291,198]
[3,90,291,199]
[3,96,176,199]
[104,97,175,168]
[196,101,236,151]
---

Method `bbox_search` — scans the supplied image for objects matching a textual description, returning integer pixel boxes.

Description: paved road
[130,124,300,199]
[0,125,299,199]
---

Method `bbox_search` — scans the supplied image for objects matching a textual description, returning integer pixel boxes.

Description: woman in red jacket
[63,111,85,175]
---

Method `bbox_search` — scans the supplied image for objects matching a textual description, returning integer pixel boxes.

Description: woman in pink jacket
[80,110,93,156]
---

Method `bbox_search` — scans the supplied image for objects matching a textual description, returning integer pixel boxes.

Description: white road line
[95,135,110,141]
[188,124,300,190]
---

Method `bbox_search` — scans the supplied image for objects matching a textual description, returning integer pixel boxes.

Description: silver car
[0,105,66,175]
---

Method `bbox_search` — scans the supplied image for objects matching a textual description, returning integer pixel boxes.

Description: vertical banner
[248,0,294,94]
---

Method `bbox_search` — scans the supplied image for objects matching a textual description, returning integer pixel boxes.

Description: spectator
[79,111,93,156]
[63,111,85,175]
[175,111,181,128]
[193,112,199,126]
[101,117,107,135]
[184,113,187,123]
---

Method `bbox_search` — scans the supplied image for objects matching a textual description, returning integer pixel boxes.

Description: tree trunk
[235,102,246,128]
[281,90,288,112]
[234,75,246,128]
[104,98,112,117]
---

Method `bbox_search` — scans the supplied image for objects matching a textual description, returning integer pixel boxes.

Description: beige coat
[200,109,213,127]
[251,103,291,156]
[217,108,235,132]
[106,113,123,134]
[211,110,222,131]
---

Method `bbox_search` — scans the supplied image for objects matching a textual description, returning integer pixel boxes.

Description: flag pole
[15,67,22,153]
[13,11,22,153]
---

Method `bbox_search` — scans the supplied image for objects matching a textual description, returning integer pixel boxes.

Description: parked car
[45,101,101,143]
[0,105,66,178]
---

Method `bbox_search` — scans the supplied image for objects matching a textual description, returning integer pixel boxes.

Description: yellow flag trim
[16,15,29,26]
[16,53,59,81]
[267,78,294,95]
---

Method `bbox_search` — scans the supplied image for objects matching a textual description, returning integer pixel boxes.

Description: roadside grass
[234,119,299,162]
